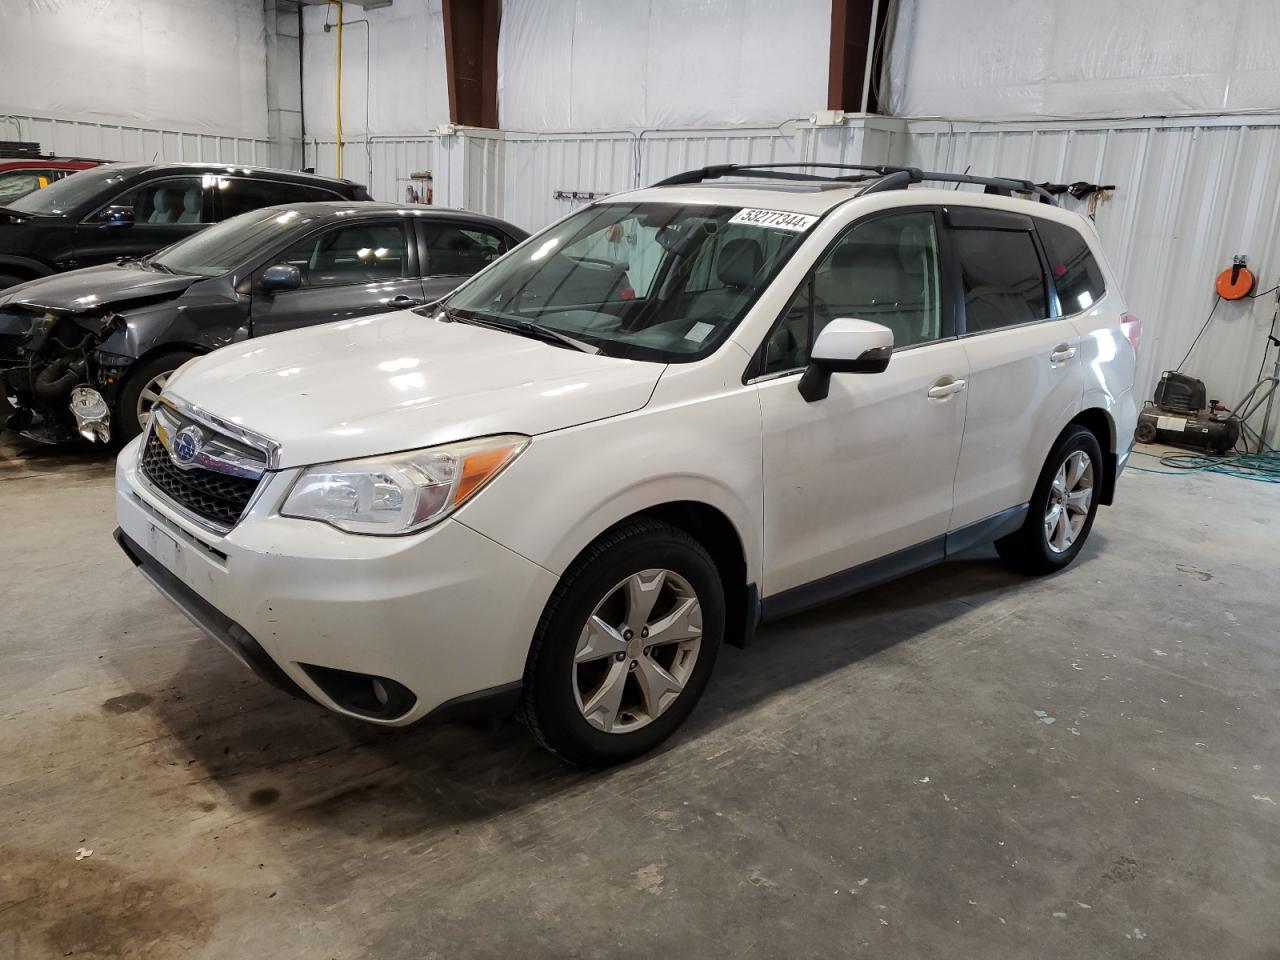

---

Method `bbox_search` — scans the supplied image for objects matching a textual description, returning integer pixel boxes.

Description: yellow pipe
[330,0,344,177]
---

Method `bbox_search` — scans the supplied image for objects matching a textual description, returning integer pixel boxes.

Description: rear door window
[421,222,509,277]
[951,226,1049,333]
[1036,218,1106,313]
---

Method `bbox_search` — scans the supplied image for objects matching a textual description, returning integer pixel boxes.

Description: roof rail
[652,162,908,187]
[651,162,1058,204]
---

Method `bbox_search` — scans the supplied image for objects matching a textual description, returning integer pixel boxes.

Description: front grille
[140,429,259,528]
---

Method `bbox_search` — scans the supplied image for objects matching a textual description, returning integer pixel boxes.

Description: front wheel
[520,520,725,766]
[996,425,1103,574]
[113,352,197,445]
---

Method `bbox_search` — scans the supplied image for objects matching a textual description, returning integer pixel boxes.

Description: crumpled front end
[0,304,121,443]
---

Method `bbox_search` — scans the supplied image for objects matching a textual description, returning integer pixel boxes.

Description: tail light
[1120,312,1141,354]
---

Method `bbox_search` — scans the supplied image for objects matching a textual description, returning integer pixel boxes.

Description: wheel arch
[114,343,207,384]
[552,495,758,650]
[0,254,55,283]
[109,344,207,428]
[1066,407,1117,505]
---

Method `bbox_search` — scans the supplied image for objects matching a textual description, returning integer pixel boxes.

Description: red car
[0,158,101,206]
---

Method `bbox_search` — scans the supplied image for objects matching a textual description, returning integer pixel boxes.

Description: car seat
[177,186,202,224]
[148,188,176,223]
[814,230,921,347]
[688,237,764,322]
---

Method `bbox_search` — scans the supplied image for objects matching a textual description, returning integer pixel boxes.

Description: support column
[264,0,304,169]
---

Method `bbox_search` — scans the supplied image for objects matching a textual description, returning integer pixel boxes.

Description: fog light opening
[298,663,417,720]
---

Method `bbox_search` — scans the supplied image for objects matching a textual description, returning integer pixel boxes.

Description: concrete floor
[1,436,1278,960]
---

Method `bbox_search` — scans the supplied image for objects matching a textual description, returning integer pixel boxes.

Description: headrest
[183,188,201,212]
[717,238,763,288]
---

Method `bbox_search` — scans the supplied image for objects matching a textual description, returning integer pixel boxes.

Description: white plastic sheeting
[498,0,831,131]
[300,1,450,139]
[888,0,1280,120]
[0,0,270,138]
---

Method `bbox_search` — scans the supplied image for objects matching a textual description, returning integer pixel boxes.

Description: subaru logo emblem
[171,425,204,467]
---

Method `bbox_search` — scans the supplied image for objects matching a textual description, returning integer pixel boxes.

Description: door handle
[1049,344,1077,363]
[391,295,425,306]
[927,377,967,400]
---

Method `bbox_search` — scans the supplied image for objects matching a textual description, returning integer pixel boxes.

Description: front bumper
[114,436,558,725]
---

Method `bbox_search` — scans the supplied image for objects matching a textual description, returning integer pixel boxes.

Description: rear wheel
[114,352,197,445]
[996,425,1103,574]
[520,520,724,766]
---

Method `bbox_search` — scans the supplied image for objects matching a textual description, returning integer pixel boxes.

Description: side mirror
[798,317,894,402]
[259,263,302,294]
[100,205,134,228]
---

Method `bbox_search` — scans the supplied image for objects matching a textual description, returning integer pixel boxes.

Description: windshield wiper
[438,308,598,354]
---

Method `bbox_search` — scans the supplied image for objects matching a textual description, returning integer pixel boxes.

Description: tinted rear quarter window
[217,178,341,220]
[953,228,1048,333]
[1037,218,1106,313]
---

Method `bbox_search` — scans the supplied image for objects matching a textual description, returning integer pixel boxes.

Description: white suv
[114,163,1140,765]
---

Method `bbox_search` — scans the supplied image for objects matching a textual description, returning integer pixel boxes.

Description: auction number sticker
[728,208,818,232]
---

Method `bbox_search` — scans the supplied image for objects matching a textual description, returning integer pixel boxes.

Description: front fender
[456,387,764,585]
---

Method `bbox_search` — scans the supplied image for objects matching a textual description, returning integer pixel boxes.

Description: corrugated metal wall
[904,116,1280,445]
[2,113,275,167]
[492,121,904,230]
[305,137,439,205]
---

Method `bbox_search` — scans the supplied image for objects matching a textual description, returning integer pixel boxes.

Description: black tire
[0,272,30,292]
[996,425,1104,575]
[520,519,725,767]
[113,351,197,445]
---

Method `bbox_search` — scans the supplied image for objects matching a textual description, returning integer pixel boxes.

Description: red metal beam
[443,0,501,128]
[828,0,889,113]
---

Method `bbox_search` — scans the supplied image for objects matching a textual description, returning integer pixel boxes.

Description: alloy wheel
[572,568,703,734]
[1044,449,1094,554]
[135,371,171,430]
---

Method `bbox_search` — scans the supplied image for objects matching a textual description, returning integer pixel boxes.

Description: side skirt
[759,503,1029,623]
[943,503,1029,558]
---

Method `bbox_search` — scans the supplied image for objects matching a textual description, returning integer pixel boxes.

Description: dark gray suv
[0,202,527,444]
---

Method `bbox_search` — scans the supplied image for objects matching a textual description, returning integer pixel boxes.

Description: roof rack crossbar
[651,162,1057,204]
[652,162,918,187]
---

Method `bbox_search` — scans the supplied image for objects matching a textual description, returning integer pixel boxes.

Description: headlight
[280,434,529,535]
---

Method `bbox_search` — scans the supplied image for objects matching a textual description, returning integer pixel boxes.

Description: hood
[0,263,197,313]
[0,205,38,224]
[166,310,665,468]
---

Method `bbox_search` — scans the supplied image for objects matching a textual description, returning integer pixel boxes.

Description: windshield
[442,201,816,362]
[149,208,323,277]
[7,165,136,216]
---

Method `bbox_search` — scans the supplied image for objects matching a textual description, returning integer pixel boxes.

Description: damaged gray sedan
[0,201,526,444]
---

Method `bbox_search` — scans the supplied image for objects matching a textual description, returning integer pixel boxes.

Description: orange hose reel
[1216,259,1255,300]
